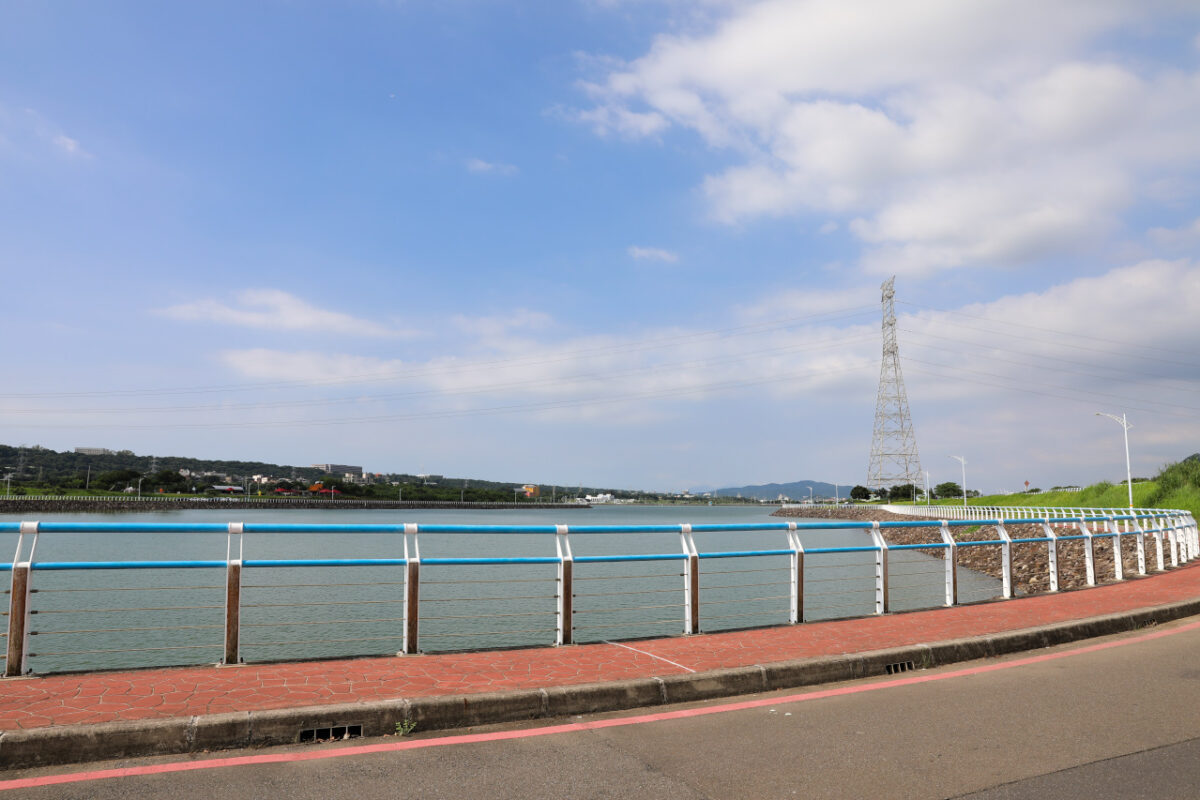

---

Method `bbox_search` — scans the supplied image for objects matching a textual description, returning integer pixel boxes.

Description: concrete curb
[4,597,1199,769]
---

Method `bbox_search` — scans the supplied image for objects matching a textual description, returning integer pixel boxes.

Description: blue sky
[3,0,1200,493]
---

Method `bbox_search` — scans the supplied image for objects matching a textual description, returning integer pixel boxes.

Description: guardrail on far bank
[2,509,1197,677]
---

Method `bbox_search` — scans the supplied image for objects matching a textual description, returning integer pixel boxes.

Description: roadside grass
[952,459,1200,521]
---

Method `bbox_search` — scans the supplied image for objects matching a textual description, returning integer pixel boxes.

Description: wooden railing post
[222,522,243,666]
[681,525,699,634]
[404,524,420,655]
[6,521,38,677]
[556,525,573,646]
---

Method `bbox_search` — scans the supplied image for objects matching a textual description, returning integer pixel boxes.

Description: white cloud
[158,289,409,338]
[575,104,669,138]
[1148,217,1200,250]
[736,284,875,319]
[219,349,407,383]
[212,264,1200,474]
[51,134,85,157]
[464,157,518,176]
[0,105,91,160]
[628,245,680,263]
[452,309,555,339]
[25,261,1200,490]
[580,0,1200,275]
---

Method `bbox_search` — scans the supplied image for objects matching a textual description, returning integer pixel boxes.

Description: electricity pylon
[867,276,922,492]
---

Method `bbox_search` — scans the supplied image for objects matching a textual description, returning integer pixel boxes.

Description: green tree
[94,468,141,492]
[147,468,188,493]
[934,481,962,500]
[849,485,871,501]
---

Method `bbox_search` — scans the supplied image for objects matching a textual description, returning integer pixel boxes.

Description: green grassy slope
[946,459,1200,519]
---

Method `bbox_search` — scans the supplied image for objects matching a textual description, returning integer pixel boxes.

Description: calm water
[0,505,999,673]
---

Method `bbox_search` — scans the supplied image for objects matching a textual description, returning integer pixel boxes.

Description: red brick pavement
[2,563,1198,732]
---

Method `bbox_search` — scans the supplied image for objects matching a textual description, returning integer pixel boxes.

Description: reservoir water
[0,505,1000,674]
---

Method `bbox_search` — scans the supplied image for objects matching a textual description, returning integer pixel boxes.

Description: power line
[7,362,875,431]
[904,358,1200,419]
[897,301,1200,367]
[0,305,877,400]
[901,337,1200,401]
[2,334,879,416]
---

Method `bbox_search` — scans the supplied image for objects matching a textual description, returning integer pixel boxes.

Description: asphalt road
[6,618,1200,799]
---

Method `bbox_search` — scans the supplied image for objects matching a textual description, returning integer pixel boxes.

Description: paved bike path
[1,562,1198,767]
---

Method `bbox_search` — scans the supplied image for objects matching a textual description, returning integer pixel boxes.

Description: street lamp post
[137,477,144,499]
[949,456,967,507]
[1096,411,1134,510]
[924,470,930,506]
[807,486,814,504]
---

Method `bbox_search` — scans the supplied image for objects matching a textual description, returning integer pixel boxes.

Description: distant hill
[712,480,853,501]
[0,444,639,497]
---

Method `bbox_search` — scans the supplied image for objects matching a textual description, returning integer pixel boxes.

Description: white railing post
[1153,515,1166,571]
[869,522,889,615]
[1167,517,1180,567]
[1042,520,1059,592]
[786,523,804,623]
[1179,515,1195,563]
[1107,516,1123,582]
[1078,519,1096,586]
[939,521,957,606]
[996,521,1012,599]
[555,525,573,646]
[681,524,699,635]
[1133,516,1147,576]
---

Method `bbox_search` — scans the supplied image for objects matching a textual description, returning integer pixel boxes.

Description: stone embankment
[0,498,589,514]
[774,505,1148,595]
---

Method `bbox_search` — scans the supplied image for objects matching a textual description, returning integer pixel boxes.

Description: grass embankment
[947,459,1200,520]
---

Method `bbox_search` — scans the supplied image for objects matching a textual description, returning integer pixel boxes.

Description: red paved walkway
[2,562,1198,732]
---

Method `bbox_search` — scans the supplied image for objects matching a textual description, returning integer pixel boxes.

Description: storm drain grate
[884,660,916,675]
[299,724,363,743]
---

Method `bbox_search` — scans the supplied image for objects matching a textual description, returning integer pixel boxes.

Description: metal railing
[2,509,1197,676]
[881,503,1166,521]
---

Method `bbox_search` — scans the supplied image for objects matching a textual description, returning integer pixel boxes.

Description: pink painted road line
[1,562,1198,734]
[5,618,1199,794]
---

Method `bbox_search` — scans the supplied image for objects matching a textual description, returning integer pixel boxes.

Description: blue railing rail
[3,510,1197,676]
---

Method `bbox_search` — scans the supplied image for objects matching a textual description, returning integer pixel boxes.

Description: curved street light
[948,456,967,507]
[1096,411,1134,510]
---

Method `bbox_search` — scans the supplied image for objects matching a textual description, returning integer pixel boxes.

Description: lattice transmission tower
[867,276,922,490]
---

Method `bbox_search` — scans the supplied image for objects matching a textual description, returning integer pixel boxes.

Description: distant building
[75,447,115,456]
[311,464,362,476]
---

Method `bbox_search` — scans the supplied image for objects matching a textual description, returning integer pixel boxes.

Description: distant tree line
[0,444,653,502]
[846,482,981,503]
